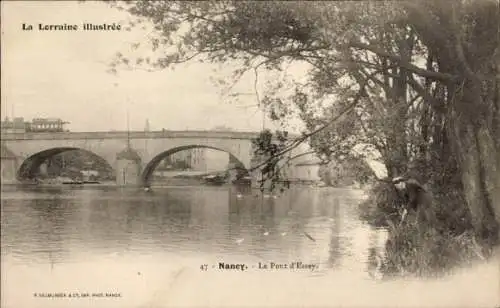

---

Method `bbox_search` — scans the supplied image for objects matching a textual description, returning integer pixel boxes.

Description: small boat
[62,181,84,185]
[202,174,226,186]
[232,176,252,185]
[83,180,100,184]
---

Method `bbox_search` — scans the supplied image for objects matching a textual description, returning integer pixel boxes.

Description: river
[1,185,497,308]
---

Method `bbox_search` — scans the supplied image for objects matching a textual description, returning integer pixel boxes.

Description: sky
[0,1,387,175]
[1,1,305,133]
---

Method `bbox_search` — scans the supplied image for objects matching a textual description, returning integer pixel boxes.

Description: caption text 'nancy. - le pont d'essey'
[200,261,319,272]
[33,292,121,299]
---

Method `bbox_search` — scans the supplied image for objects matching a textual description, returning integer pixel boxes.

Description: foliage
[106,0,498,178]
[250,129,292,192]
[360,180,482,278]
[382,221,481,278]
[45,150,114,179]
[318,156,376,187]
[107,0,500,276]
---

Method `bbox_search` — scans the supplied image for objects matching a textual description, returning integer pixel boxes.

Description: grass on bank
[359,180,485,279]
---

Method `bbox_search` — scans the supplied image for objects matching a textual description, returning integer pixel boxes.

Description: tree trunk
[476,124,500,236]
[453,117,500,251]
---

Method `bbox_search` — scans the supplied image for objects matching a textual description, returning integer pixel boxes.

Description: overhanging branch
[349,41,457,82]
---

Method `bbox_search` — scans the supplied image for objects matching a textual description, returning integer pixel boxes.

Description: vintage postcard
[1,1,499,308]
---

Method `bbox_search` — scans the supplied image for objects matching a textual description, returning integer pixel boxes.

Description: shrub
[359,179,481,278]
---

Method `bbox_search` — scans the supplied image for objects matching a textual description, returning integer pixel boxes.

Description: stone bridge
[0,130,269,187]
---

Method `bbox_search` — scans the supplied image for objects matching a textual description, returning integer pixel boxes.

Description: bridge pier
[1,144,19,184]
[227,164,239,183]
[227,161,249,183]
[115,147,142,187]
[249,155,269,190]
[250,169,263,189]
[1,157,18,184]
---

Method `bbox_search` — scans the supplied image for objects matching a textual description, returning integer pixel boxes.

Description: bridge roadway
[0,130,301,187]
[1,130,262,141]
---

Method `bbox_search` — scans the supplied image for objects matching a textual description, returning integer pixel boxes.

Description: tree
[108,0,500,254]
[318,157,375,187]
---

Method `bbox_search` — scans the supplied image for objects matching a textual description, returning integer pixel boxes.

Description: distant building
[190,148,207,171]
[1,117,70,133]
[288,152,323,183]
[167,150,192,169]
[160,148,208,171]
[290,162,322,182]
[206,150,229,172]
[80,170,99,181]
[30,118,69,132]
[1,117,29,133]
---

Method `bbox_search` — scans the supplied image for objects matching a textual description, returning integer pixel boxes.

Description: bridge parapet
[0,130,263,141]
[1,130,301,141]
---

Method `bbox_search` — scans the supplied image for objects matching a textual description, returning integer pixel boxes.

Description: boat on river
[62,180,100,185]
[202,174,227,186]
[232,176,252,186]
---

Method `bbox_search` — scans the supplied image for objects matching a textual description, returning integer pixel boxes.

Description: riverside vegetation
[107,0,500,278]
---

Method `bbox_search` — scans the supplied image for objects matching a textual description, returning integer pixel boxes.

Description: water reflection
[1,185,497,308]
[2,186,372,268]
[328,197,342,269]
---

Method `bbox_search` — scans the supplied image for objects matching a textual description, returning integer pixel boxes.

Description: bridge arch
[17,147,114,181]
[141,145,249,186]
